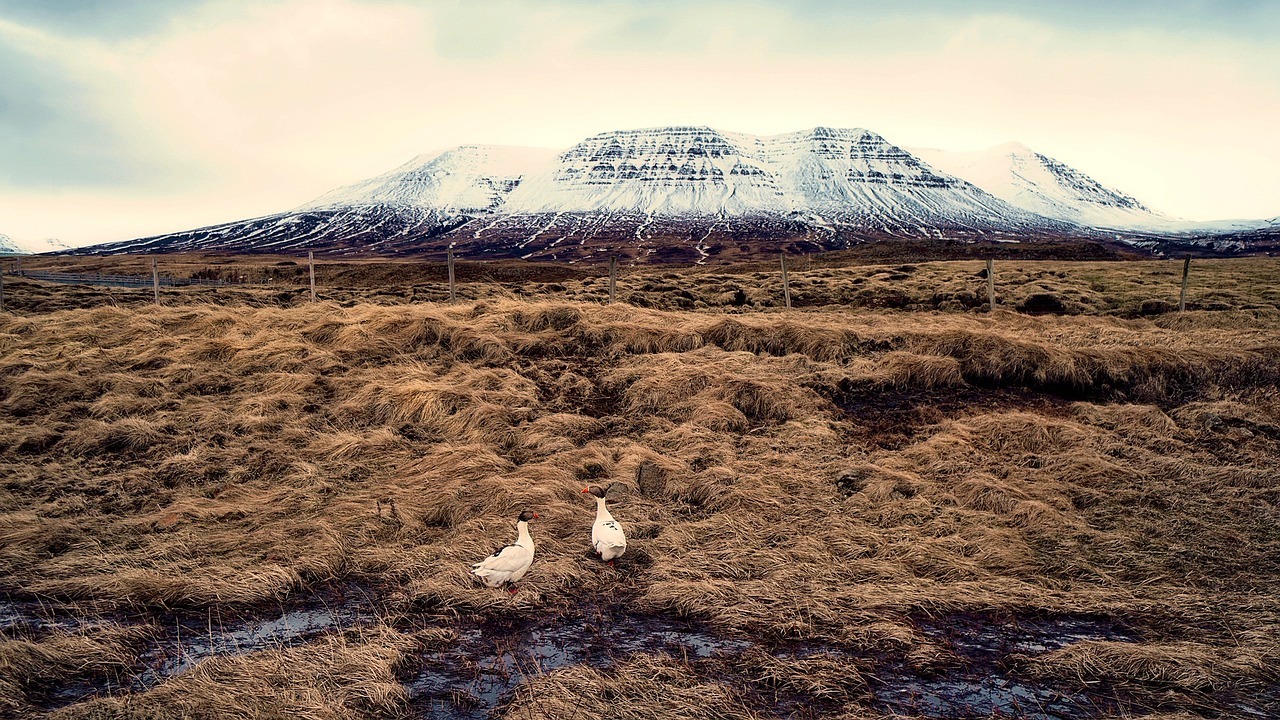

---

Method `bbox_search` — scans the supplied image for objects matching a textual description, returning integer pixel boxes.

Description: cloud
[0,17,205,189]
[0,0,1277,246]
[0,0,210,38]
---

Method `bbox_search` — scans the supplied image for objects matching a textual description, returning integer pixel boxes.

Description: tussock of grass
[873,351,966,389]
[502,654,766,720]
[730,648,871,704]
[1024,633,1280,693]
[0,624,151,716]
[607,348,824,428]
[58,419,167,457]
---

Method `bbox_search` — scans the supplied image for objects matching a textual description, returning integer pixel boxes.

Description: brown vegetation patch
[0,262,1277,717]
[0,624,152,716]
[53,626,420,720]
[502,654,764,720]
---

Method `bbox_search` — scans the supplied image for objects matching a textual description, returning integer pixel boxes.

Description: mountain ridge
[909,144,1174,230]
[68,125,1276,262]
[0,235,73,255]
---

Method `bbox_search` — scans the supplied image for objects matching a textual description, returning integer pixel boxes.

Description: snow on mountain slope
[88,206,463,256]
[502,127,793,216]
[764,128,1049,231]
[0,235,73,254]
[25,238,72,253]
[501,127,1055,234]
[1157,215,1278,233]
[300,145,558,213]
[910,143,1172,230]
[85,145,564,257]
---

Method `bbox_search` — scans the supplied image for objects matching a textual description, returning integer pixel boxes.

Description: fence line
[447,249,456,303]
[1179,257,1191,312]
[14,270,244,288]
[986,259,996,312]
[0,254,1215,313]
[780,253,792,309]
[608,256,618,303]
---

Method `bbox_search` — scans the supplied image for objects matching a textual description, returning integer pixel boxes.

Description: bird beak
[533,513,540,519]
[581,488,590,493]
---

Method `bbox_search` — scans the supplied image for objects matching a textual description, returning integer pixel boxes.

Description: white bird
[583,483,627,563]
[471,510,538,591]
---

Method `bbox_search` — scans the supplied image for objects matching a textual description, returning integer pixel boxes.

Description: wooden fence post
[986,258,996,312]
[1179,256,1191,312]
[151,256,160,305]
[308,251,316,303]
[447,248,456,303]
[608,256,618,303]
[780,253,791,309]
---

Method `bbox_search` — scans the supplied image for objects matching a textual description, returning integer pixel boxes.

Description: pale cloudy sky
[1,0,1277,247]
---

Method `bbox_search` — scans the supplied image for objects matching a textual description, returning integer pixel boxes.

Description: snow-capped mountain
[0,235,73,254]
[456,127,1070,260]
[910,143,1173,230]
[29,238,72,254]
[1155,215,1279,233]
[301,145,558,213]
[84,126,1081,261]
[71,125,1274,262]
[500,127,1047,226]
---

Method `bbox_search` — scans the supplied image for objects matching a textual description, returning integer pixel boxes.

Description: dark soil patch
[871,613,1138,719]
[403,603,750,719]
[1019,292,1070,315]
[827,384,1073,450]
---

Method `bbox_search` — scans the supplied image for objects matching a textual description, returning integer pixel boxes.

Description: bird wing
[473,543,532,574]
[592,519,627,550]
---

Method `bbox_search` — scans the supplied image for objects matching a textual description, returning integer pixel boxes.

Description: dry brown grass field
[0,256,1277,719]
[8,253,1280,318]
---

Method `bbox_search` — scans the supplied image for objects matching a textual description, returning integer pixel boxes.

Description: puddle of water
[918,614,1137,658]
[4,584,385,710]
[1232,699,1277,719]
[404,606,750,719]
[131,587,383,689]
[0,597,100,635]
[873,670,1117,720]
[872,614,1137,720]
[48,679,130,708]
